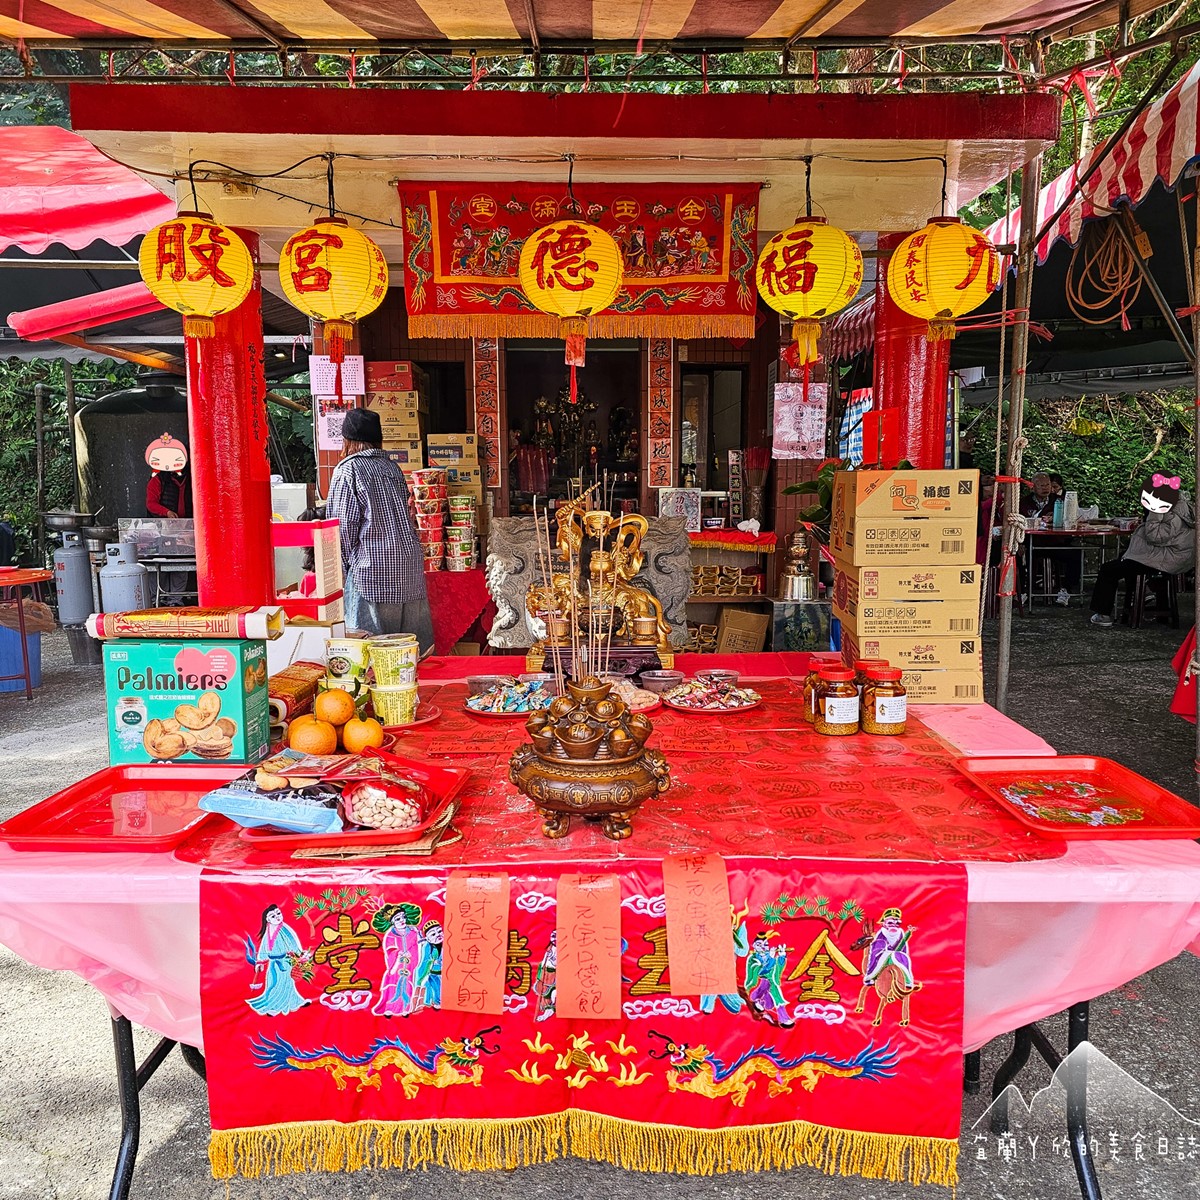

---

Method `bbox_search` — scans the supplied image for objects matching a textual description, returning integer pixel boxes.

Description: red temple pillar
[872,232,951,469]
[184,228,274,607]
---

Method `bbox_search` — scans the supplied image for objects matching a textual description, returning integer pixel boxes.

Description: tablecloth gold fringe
[209,1112,957,1185]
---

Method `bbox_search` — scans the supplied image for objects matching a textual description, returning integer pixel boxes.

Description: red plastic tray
[0,764,241,852]
[954,756,1200,839]
[237,750,470,850]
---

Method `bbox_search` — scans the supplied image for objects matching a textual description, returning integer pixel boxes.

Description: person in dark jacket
[1090,473,1195,627]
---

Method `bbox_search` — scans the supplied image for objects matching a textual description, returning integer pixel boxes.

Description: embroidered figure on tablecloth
[744,932,794,1027]
[853,908,923,1027]
[647,1031,897,1107]
[533,931,557,1022]
[245,904,311,1016]
[371,903,423,1018]
[250,1026,501,1096]
[415,919,444,1009]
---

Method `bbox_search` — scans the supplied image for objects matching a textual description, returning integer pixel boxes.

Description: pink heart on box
[174,647,236,683]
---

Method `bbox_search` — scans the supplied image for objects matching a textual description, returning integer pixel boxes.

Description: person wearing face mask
[1090,473,1194,627]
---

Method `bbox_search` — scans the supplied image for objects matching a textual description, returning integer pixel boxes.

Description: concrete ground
[0,609,1197,1200]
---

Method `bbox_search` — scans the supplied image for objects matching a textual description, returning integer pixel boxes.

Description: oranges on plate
[285,687,386,756]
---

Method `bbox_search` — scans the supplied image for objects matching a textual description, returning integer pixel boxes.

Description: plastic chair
[1122,571,1181,629]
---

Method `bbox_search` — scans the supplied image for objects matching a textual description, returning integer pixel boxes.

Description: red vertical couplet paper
[662,853,737,997]
[442,871,511,1015]
[556,873,622,1020]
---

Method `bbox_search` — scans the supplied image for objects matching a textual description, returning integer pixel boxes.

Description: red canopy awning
[7,281,164,342]
[0,125,174,254]
[986,60,1200,263]
[0,0,1173,45]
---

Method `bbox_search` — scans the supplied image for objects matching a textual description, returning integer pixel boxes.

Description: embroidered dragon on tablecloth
[250,1026,500,1097]
[647,1032,897,1107]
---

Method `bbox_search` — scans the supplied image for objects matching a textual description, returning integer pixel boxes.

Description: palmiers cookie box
[103,638,271,766]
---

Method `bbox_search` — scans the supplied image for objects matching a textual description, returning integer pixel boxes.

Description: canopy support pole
[996,152,1043,715]
[1191,218,1200,801]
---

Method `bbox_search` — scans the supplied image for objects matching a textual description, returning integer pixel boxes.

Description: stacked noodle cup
[411,468,447,571]
[445,493,477,571]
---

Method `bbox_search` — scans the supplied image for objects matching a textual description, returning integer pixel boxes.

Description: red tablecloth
[423,568,495,655]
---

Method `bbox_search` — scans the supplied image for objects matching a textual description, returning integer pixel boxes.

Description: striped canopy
[0,0,1173,47]
[987,59,1200,263]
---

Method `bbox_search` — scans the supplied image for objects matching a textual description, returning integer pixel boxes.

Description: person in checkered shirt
[325,408,434,652]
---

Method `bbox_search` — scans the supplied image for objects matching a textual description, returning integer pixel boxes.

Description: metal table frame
[107,1003,1102,1199]
[1024,531,1124,608]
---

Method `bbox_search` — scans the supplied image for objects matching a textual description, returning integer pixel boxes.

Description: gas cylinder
[53,531,94,624]
[99,543,149,612]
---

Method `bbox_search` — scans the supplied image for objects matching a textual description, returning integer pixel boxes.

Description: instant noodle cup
[411,483,447,501]
[445,555,473,571]
[415,513,444,533]
[371,683,420,726]
[446,533,474,556]
[414,496,443,516]
[416,528,444,545]
[368,634,420,686]
[411,468,446,487]
[447,494,476,514]
[325,637,369,689]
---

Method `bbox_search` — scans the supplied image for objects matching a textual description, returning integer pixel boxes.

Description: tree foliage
[972,389,1196,514]
[0,359,138,562]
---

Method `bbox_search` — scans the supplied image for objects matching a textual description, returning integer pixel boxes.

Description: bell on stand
[779,526,817,602]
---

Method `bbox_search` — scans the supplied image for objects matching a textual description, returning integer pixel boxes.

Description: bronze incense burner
[508,678,671,840]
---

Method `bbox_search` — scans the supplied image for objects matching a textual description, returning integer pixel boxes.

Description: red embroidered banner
[202,858,966,1185]
[398,182,760,340]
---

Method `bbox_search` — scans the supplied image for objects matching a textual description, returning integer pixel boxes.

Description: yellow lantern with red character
[138,212,254,339]
[518,220,624,403]
[755,217,863,366]
[886,217,999,341]
[279,216,389,362]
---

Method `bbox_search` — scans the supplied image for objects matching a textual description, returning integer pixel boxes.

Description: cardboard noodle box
[103,638,271,766]
[833,469,979,521]
[385,443,424,468]
[831,516,976,566]
[832,597,980,638]
[842,631,982,671]
[899,668,985,705]
[834,562,981,603]
[427,433,480,464]
[366,360,428,395]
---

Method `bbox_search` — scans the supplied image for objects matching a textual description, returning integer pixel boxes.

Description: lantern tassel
[927,317,957,343]
[322,319,355,406]
[792,318,821,366]
[562,315,586,406]
[183,315,216,340]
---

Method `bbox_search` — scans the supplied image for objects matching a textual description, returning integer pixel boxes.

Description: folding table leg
[963,1049,981,1095]
[1065,1003,1102,1200]
[989,1024,1033,1133]
[108,1016,177,1200]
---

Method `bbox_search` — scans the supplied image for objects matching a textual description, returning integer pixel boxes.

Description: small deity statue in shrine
[551,490,672,651]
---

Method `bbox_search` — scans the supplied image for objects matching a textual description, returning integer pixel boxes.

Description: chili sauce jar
[815,667,859,736]
[802,653,843,724]
[853,658,889,699]
[862,667,907,735]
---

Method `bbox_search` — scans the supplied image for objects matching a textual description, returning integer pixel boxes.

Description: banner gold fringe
[210,1112,957,1187]
[407,313,755,342]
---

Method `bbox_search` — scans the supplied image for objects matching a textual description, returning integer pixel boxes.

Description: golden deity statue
[526,488,673,655]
